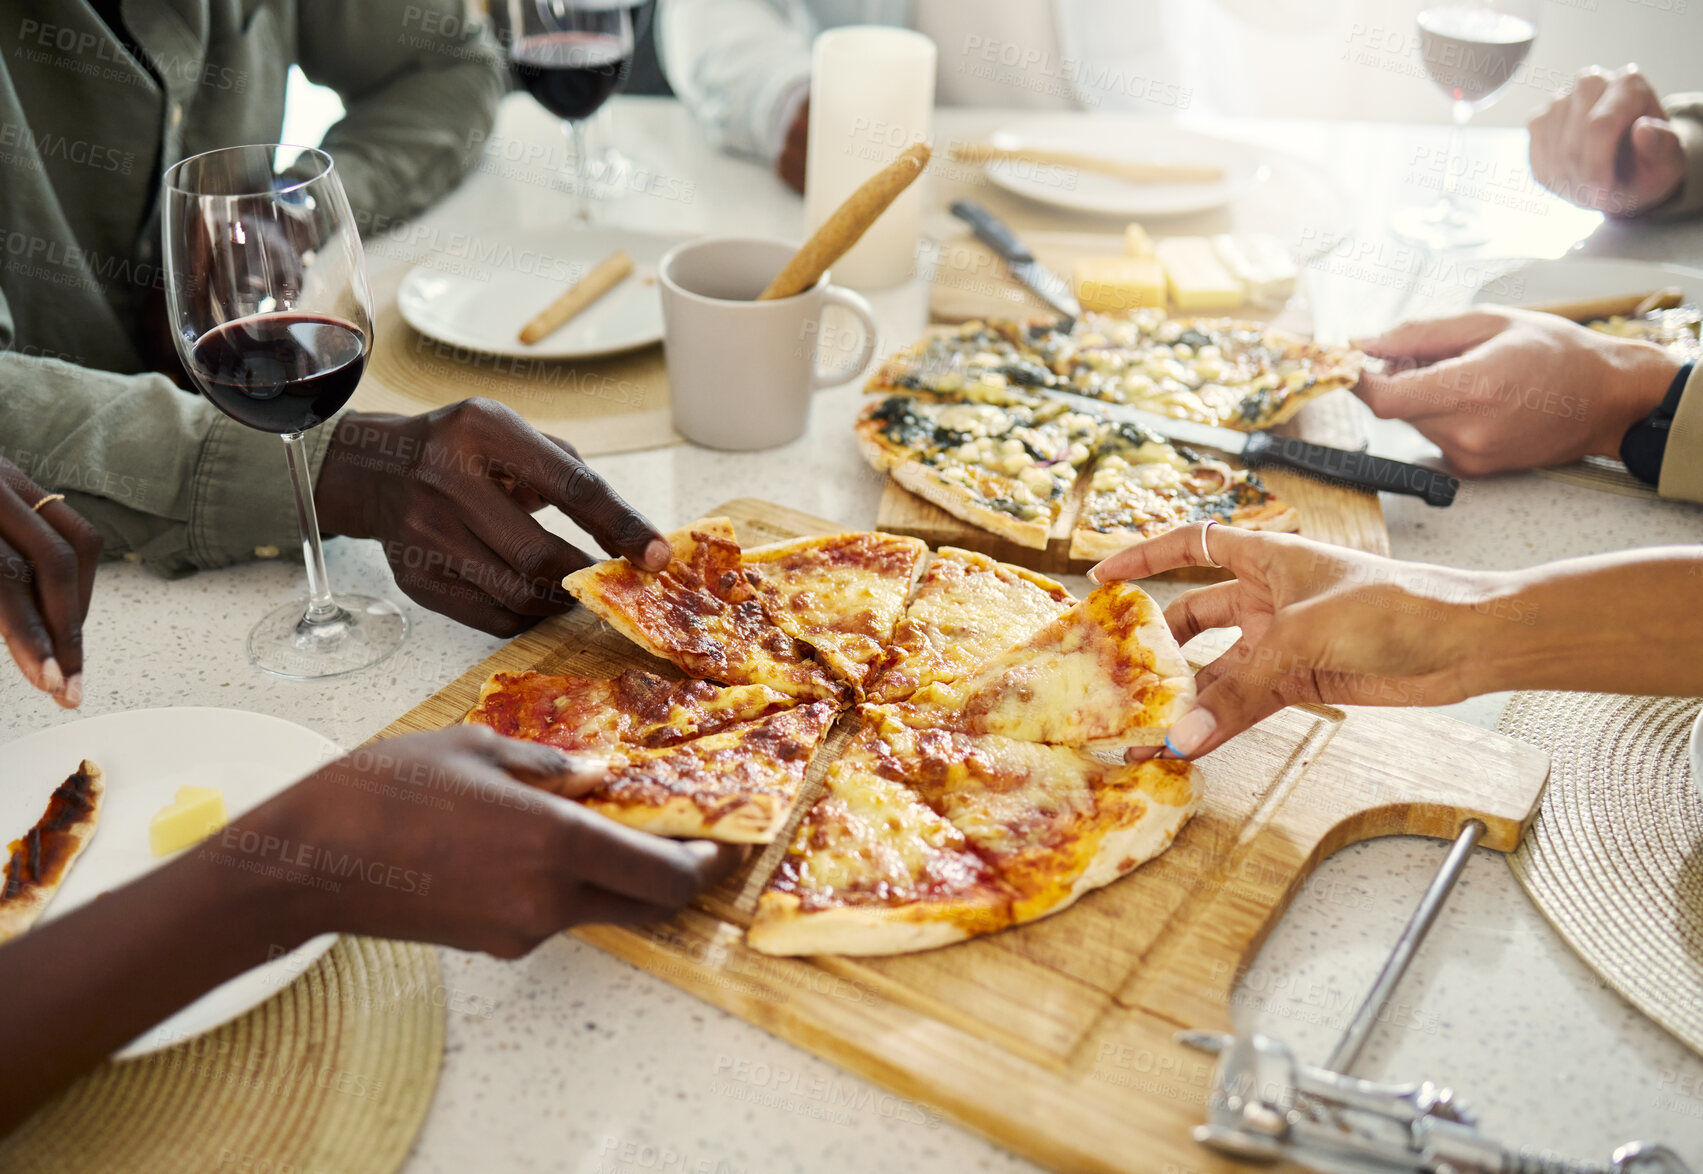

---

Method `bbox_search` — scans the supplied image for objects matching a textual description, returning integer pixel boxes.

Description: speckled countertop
[5,98,1703,1172]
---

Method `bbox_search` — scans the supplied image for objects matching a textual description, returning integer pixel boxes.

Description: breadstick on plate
[758,142,931,301]
[951,143,1224,185]
[519,248,634,345]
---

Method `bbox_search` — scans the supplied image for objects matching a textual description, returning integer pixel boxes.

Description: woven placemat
[354,272,679,457]
[1536,456,1660,499]
[0,936,444,1174]
[1501,691,1703,1054]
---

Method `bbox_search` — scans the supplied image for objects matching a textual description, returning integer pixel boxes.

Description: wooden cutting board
[877,388,1391,580]
[370,498,1549,1173]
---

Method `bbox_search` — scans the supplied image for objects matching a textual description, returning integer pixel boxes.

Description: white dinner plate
[976,116,1268,217]
[1473,256,1703,310]
[0,708,342,1059]
[397,225,686,360]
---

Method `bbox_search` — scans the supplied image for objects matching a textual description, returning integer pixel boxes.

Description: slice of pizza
[1068,423,1299,562]
[747,725,1015,956]
[893,582,1195,748]
[0,760,104,943]
[865,319,1058,404]
[740,532,927,696]
[563,518,844,701]
[1026,312,1362,430]
[860,711,1201,925]
[865,547,1074,704]
[857,395,1104,550]
[465,668,798,752]
[573,701,841,843]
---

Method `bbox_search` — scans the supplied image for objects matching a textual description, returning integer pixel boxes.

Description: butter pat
[1211,233,1297,309]
[150,786,229,856]
[1073,255,1166,312]
[1123,222,1155,257]
[1154,237,1244,312]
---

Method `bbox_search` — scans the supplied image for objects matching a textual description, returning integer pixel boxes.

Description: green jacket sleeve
[293,0,507,228]
[0,289,337,576]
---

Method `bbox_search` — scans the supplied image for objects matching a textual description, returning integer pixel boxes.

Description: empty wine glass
[1390,0,1540,249]
[162,145,407,678]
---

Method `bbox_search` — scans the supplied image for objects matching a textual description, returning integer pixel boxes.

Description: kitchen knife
[948,199,1081,328]
[1042,389,1460,507]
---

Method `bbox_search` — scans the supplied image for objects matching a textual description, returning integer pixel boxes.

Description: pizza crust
[0,760,104,943]
[1067,500,1301,562]
[747,891,1002,956]
[582,792,787,844]
[888,460,1052,550]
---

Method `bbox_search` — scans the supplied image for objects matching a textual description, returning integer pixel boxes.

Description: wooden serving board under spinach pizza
[369,498,1549,1174]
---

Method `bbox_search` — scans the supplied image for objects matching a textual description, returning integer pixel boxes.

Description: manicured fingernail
[39,657,63,695]
[63,673,82,708]
[1086,564,1104,584]
[1164,708,1216,759]
[643,538,672,570]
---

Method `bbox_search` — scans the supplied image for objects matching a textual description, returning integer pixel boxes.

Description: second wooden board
[875,388,1391,579]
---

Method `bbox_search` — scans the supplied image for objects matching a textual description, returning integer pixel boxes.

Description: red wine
[1417,7,1535,105]
[188,313,367,434]
[512,32,629,122]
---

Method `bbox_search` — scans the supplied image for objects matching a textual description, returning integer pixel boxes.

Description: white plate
[977,116,1267,217]
[0,708,342,1059]
[1473,256,1703,310]
[397,225,685,360]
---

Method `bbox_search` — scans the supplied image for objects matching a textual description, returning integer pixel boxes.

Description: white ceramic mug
[659,237,878,450]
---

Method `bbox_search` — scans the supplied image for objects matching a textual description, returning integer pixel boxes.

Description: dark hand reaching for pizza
[313,399,671,637]
[0,724,743,1134]
[0,457,101,708]
[1091,525,1703,761]
[1353,307,1679,476]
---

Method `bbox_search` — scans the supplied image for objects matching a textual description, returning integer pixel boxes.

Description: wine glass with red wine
[162,144,407,678]
[1390,0,1540,249]
[505,0,635,222]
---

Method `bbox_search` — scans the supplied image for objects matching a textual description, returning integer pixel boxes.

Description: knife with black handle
[948,199,1081,326]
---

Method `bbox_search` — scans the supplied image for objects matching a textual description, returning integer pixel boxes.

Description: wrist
[1445,570,1554,697]
[312,412,391,540]
[190,784,327,952]
[1589,344,1683,459]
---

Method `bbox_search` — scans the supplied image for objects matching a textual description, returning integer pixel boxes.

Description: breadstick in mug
[758,142,931,301]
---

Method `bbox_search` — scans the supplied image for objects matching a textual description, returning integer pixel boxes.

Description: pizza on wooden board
[464,668,797,751]
[740,532,927,697]
[891,582,1195,748]
[581,702,841,844]
[748,711,1200,956]
[1067,423,1298,562]
[0,761,104,943]
[562,518,845,702]
[857,396,1103,550]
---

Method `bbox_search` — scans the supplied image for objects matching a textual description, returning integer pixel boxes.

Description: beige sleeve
[1657,363,1703,503]
[1653,92,1703,219]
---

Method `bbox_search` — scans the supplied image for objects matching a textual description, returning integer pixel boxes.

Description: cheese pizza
[465,668,797,751]
[581,701,840,843]
[563,519,845,701]
[894,582,1194,748]
[865,547,1074,704]
[740,532,927,696]
[748,710,1200,954]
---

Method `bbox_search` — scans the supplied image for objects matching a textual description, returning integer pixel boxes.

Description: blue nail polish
[1163,734,1185,759]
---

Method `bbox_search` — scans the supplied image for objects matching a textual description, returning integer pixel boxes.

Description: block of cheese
[1211,233,1297,309]
[150,785,229,856]
[1154,237,1243,312]
[1073,255,1166,312]
[1123,222,1155,257]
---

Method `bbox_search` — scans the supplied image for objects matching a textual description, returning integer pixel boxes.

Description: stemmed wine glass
[1390,0,1540,250]
[505,0,636,223]
[162,145,407,678]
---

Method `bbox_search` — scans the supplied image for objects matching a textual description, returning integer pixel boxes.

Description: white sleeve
[657,0,814,162]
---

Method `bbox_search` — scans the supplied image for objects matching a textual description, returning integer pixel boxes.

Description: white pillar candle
[803,26,936,291]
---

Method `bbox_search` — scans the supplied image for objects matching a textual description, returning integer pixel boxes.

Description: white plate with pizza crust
[396,225,684,360]
[0,708,341,1059]
[973,116,1268,217]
